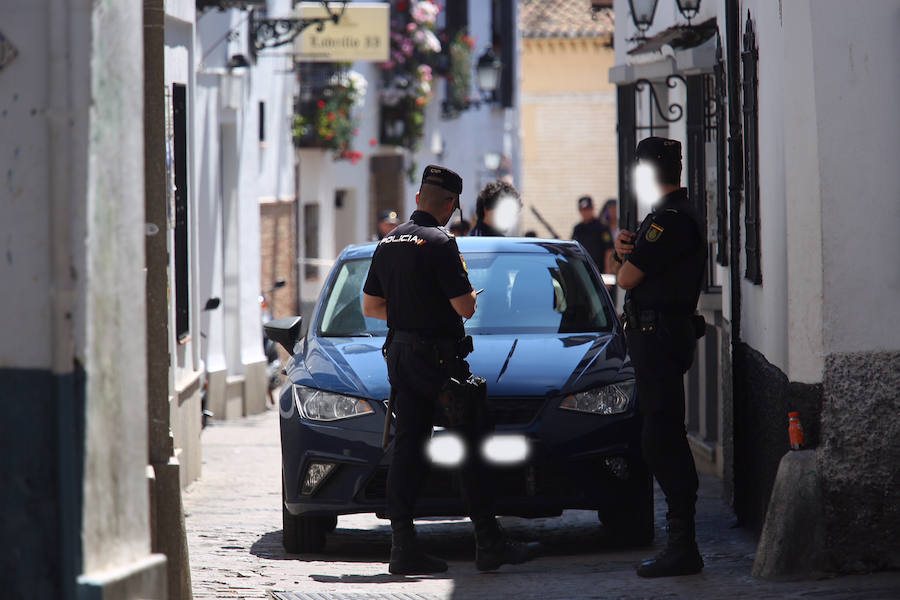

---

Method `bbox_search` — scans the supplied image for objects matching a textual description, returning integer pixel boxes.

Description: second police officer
[362,165,540,575]
[614,138,708,578]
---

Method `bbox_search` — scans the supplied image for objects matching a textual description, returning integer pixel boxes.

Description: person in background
[572,196,615,293]
[600,198,620,302]
[601,198,619,244]
[376,210,400,240]
[449,218,471,237]
[469,181,520,237]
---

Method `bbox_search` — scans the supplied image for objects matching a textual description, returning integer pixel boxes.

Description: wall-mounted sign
[295,2,389,62]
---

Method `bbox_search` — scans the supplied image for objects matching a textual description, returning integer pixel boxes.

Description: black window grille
[713,33,729,266]
[172,83,191,342]
[742,13,762,284]
[259,100,266,143]
[444,0,469,39]
[491,0,515,108]
[686,73,720,291]
[294,62,343,147]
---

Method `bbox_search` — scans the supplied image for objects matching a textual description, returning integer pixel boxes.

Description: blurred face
[491,194,521,234]
[579,206,594,222]
[378,220,396,236]
[633,161,662,213]
[607,204,617,223]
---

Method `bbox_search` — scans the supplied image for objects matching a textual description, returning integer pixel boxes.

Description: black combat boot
[388,520,448,575]
[636,518,703,578]
[473,516,542,572]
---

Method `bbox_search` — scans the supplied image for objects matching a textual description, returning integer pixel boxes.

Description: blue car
[265,237,652,553]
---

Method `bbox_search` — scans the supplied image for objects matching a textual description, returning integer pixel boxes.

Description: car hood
[290,332,631,401]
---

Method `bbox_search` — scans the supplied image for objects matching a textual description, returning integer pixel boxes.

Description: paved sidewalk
[183,409,900,600]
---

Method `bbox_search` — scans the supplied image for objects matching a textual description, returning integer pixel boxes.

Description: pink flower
[406,22,416,33]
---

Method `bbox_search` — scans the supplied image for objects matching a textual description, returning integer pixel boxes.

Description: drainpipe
[724,0,745,518]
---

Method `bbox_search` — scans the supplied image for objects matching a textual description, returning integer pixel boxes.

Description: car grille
[486,397,546,426]
[361,462,580,503]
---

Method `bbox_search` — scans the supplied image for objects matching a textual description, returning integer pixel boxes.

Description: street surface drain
[270,593,441,600]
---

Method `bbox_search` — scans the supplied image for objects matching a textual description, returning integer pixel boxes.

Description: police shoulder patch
[460,253,468,273]
[646,223,664,242]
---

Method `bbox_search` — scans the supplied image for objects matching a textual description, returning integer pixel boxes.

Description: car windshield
[318,252,612,337]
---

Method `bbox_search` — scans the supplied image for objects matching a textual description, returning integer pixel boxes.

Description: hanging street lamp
[627,0,659,39]
[476,47,503,101]
[676,0,702,26]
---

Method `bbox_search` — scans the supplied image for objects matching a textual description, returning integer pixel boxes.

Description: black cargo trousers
[384,339,495,524]
[625,314,699,522]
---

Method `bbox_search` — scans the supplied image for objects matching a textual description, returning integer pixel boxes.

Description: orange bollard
[788,411,805,450]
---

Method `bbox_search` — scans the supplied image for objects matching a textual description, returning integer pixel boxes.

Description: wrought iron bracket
[634,75,687,130]
[250,2,347,55]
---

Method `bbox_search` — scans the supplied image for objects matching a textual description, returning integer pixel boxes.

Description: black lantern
[227,54,250,70]
[476,48,502,98]
[676,0,701,25]
[627,0,659,37]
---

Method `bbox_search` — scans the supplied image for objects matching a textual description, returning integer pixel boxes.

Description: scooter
[260,279,287,403]
[200,296,221,428]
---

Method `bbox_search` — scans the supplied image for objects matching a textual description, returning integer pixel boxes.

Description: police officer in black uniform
[362,165,540,575]
[614,138,707,578]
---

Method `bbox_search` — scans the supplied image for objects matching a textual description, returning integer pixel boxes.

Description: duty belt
[389,330,473,362]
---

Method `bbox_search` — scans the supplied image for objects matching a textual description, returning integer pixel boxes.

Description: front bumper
[280,388,643,518]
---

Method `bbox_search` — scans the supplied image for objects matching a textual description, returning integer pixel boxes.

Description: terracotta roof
[520,0,614,39]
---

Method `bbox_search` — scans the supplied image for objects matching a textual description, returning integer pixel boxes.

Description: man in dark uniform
[572,195,614,271]
[614,137,707,578]
[375,209,400,240]
[362,165,540,575]
[572,195,616,301]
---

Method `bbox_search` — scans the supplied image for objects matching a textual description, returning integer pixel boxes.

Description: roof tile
[520,0,615,39]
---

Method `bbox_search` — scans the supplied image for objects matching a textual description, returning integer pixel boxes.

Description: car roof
[340,236,582,260]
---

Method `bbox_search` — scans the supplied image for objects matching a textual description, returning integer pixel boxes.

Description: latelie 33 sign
[294,2,389,62]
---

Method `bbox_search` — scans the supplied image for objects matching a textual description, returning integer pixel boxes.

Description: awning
[609,18,718,85]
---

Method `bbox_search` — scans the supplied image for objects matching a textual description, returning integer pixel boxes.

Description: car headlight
[293,385,374,421]
[559,380,635,415]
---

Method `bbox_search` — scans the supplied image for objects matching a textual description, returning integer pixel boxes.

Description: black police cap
[378,210,399,224]
[635,136,682,168]
[421,164,463,195]
[577,195,593,209]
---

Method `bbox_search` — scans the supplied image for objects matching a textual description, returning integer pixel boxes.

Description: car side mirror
[203,297,221,311]
[264,316,303,354]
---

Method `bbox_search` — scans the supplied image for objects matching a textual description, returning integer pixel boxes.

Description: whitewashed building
[195,0,296,427]
[1,2,166,598]
[295,0,521,314]
[611,0,900,573]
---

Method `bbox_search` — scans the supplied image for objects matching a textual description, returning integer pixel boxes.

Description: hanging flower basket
[293,68,367,160]
[377,0,442,157]
[442,31,475,119]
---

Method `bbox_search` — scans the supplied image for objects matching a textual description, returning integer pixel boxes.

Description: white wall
[195,0,297,379]
[165,5,202,379]
[737,0,789,375]
[3,0,155,580]
[783,0,824,383]
[813,0,900,356]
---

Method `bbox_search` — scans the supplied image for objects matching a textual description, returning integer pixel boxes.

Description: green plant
[444,31,475,118]
[378,0,442,161]
[293,69,367,161]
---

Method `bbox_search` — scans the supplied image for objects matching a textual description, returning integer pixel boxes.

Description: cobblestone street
[184,410,900,600]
